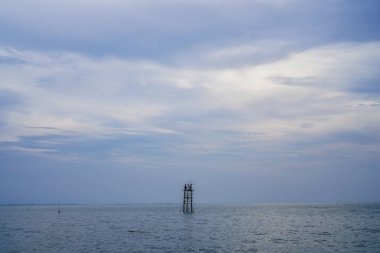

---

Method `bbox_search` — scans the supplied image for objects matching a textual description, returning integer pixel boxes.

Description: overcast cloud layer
[1,0,380,204]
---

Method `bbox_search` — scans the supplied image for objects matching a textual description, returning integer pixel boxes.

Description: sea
[0,203,379,252]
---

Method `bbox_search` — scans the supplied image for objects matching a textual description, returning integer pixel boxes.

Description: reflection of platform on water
[182,183,194,213]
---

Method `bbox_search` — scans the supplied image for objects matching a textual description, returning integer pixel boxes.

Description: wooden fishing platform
[182,183,194,213]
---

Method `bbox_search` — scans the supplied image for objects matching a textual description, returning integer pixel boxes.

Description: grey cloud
[0,89,22,107]
[1,0,379,60]
[348,77,380,94]
[271,75,380,97]
[269,75,322,87]
[329,131,380,145]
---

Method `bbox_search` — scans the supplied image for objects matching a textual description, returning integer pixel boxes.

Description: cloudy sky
[1,0,380,204]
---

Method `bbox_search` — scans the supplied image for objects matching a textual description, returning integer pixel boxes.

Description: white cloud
[10,146,56,153]
[1,42,380,161]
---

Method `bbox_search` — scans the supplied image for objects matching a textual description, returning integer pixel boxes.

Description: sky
[0,0,380,204]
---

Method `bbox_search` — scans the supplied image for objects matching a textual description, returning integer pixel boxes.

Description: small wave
[270,238,287,244]
[354,244,367,248]
[128,230,147,234]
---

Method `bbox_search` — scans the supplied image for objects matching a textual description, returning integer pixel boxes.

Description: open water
[0,203,379,252]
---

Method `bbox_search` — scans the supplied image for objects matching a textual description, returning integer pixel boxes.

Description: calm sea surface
[0,203,379,252]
